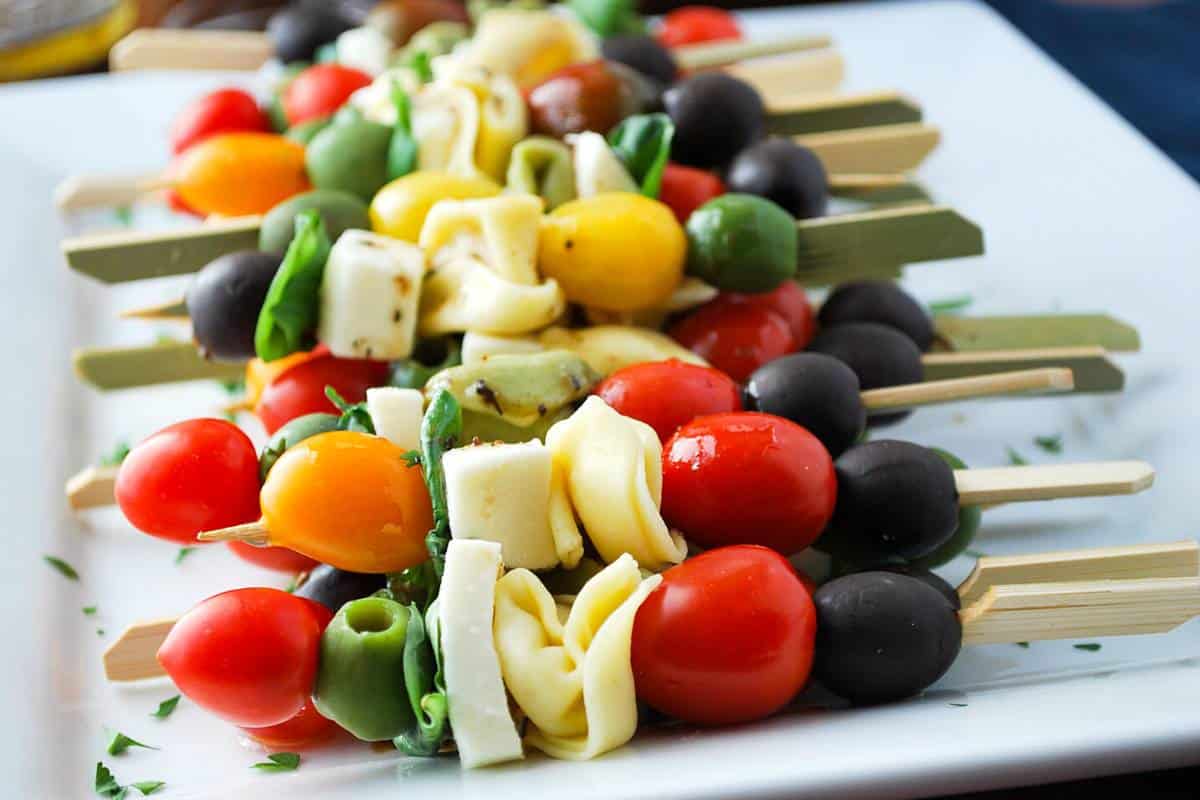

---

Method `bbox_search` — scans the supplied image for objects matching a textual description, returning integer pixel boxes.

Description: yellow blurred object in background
[0,0,137,81]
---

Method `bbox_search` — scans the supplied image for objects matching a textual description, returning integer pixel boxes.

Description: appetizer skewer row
[57,4,940,215]
[88,387,1173,765]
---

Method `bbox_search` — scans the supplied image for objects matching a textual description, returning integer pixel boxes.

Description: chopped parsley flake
[150,695,180,720]
[1005,446,1029,466]
[252,752,301,772]
[928,295,974,315]
[44,555,79,581]
[106,731,157,756]
[1074,643,1102,652]
[1033,434,1063,454]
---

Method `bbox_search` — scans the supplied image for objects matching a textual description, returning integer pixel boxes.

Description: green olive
[685,193,797,292]
[258,412,342,481]
[285,115,332,145]
[305,117,393,203]
[258,189,372,253]
[911,449,983,569]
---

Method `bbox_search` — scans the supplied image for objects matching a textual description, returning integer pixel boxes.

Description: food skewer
[101,539,1196,683]
[63,365,1077,510]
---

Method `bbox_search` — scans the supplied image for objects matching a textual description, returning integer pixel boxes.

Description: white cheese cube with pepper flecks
[318,230,425,360]
[366,387,424,451]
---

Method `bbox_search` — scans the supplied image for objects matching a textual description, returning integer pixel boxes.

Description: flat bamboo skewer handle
[110,29,276,72]
[54,173,171,212]
[674,33,833,71]
[726,49,845,96]
[861,368,1073,412]
[954,461,1154,506]
[796,123,941,174]
[65,465,120,510]
[826,173,912,192]
[960,577,1200,646]
[958,540,1200,608]
[104,617,177,681]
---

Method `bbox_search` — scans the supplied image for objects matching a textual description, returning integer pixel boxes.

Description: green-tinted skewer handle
[73,341,243,390]
[934,314,1141,353]
[767,91,922,136]
[922,347,1125,393]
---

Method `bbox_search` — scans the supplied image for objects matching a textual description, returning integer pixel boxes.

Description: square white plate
[2,1,1200,797]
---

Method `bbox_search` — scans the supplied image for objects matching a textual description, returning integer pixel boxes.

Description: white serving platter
[2,1,1200,797]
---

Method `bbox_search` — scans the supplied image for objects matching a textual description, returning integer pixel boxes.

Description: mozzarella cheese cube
[318,230,425,360]
[366,387,423,451]
[573,131,637,198]
[336,26,394,77]
[461,331,544,365]
[440,539,524,768]
[444,440,561,569]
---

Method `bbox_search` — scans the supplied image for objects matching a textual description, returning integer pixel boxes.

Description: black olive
[806,321,923,426]
[267,5,352,64]
[725,137,828,219]
[295,564,387,613]
[820,439,960,563]
[601,34,679,85]
[819,281,934,351]
[846,563,961,611]
[663,73,765,168]
[185,250,281,362]
[744,352,865,458]
[814,571,962,704]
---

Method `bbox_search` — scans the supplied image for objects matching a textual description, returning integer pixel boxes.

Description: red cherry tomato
[227,541,320,574]
[704,282,816,349]
[659,163,725,224]
[658,6,742,48]
[170,88,271,155]
[255,354,390,435]
[116,418,261,545]
[661,412,837,554]
[632,545,816,725]
[669,304,795,382]
[526,60,637,137]
[283,64,373,126]
[240,698,341,749]
[158,588,332,728]
[594,359,742,443]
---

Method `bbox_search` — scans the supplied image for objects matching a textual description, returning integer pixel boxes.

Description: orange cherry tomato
[171,132,311,217]
[260,431,434,573]
[226,541,320,574]
[240,698,342,749]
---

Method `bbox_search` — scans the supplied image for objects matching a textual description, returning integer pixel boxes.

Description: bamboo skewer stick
[958,540,1199,608]
[725,49,845,96]
[673,33,834,71]
[796,123,941,174]
[53,172,170,212]
[103,540,1200,682]
[65,465,120,511]
[62,204,981,284]
[860,367,1073,412]
[826,173,912,191]
[110,29,275,72]
[954,461,1154,506]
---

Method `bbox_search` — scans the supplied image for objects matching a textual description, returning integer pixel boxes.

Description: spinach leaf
[254,210,331,362]
[608,113,675,198]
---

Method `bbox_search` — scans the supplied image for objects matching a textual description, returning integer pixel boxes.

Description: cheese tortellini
[461,8,597,88]
[418,195,566,335]
[493,554,661,760]
[546,396,687,570]
[461,325,708,375]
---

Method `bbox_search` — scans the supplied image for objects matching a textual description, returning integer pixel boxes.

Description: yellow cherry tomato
[260,431,434,573]
[538,192,686,312]
[369,171,501,242]
[172,133,310,217]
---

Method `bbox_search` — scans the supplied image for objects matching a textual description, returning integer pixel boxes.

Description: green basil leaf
[325,386,376,433]
[566,0,645,37]
[150,695,180,719]
[607,113,675,198]
[387,81,419,181]
[393,600,449,756]
[254,210,331,362]
[106,732,157,756]
[131,782,165,796]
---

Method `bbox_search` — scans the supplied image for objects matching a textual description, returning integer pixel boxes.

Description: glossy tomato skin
[658,163,725,224]
[526,60,637,137]
[632,545,816,725]
[594,359,742,442]
[115,419,261,544]
[710,282,816,349]
[669,304,795,382]
[226,541,320,574]
[255,354,390,435]
[283,64,373,126]
[240,698,342,749]
[658,6,742,48]
[661,412,837,554]
[170,88,271,155]
[157,588,333,728]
